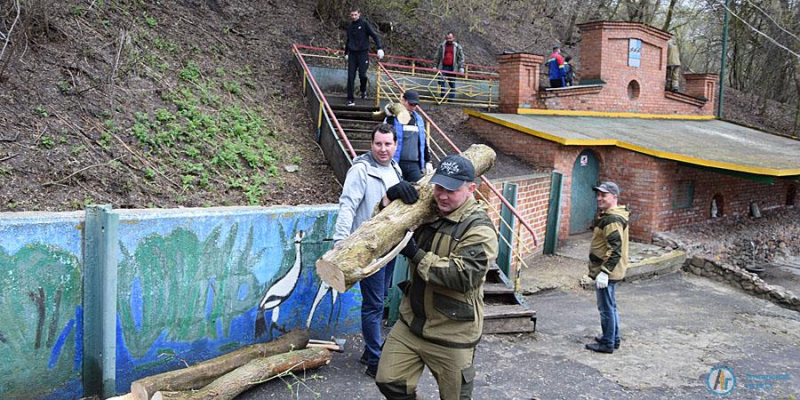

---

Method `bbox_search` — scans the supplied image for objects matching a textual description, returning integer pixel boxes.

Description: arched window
[627,80,640,100]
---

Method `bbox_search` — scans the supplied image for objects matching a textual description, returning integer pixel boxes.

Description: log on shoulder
[131,329,309,400]
[316,144,496,292]
[151,347,332,400]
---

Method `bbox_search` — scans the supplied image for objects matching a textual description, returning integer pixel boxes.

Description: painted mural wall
[0,205,360,399]
[0,212,85,400]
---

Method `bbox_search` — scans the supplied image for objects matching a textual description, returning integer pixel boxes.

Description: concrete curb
[625,250,687,282]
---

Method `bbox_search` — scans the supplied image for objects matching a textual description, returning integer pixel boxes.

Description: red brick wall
[478,174,551,273]
[497,22,718,116]
[653,163,799,231]
[468,116,798,243]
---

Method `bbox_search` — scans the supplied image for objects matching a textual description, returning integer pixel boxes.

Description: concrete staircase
[327,96,381,155]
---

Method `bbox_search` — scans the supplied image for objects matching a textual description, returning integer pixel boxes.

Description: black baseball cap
[593,181,620,197]
[403,90,420,105]
[430,155,475,190]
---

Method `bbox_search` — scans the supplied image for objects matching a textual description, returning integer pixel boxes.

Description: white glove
[459,68,465,74]
[425,162,434,175]
[596,272,609,289]
[377,49,384,59]
[344,54,349,62]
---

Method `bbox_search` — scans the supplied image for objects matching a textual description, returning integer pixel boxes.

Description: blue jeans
[596,282,620,348]
[360,258,396,367]
[439,65,456,100]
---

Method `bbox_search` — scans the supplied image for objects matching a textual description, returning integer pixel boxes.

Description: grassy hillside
[0,0,347,211]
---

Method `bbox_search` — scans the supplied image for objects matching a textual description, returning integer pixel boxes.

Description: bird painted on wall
[306,281,341,330]
[255,230,305,340]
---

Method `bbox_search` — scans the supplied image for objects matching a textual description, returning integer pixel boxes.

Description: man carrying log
[333,123,419,378]
[375,154,498,400]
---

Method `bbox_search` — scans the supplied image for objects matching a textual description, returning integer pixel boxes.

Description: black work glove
[386,181,419,204]
[401,237,419,259]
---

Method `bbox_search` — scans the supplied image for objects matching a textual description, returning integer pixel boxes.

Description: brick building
[470,21,800,243]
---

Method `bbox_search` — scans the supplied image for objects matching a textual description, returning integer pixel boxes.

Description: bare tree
[0,0,21,82]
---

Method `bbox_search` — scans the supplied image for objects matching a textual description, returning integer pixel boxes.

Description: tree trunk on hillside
[661,0,679,32]
[131,330,309,400]
[151,347,331,400]
[315,144,497,293]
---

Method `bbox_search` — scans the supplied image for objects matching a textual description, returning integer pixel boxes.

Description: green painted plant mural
[0,244,81,398]
[117,223,267,358]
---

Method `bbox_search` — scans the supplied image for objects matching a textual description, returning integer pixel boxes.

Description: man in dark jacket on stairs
[344,8,384,106]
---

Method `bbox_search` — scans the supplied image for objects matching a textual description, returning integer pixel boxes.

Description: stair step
[330,103,380,112]
[337,118,378,129]
[483,282,515,295]
[334,110,379,120]
[483,304,537,334]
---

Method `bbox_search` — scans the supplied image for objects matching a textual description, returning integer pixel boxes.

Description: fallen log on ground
[151,347,332,400]
[131,329,309,400]
[316,144,496,292]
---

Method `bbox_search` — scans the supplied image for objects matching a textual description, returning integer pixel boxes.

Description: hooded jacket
[399,196,499,348]
[588,205,630,281]
[333,152,401,241]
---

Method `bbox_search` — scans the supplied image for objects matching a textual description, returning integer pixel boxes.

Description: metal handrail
[378,61,499,80]
[292,44,357,159]
[293,44,498,73]
[377,62,540,247]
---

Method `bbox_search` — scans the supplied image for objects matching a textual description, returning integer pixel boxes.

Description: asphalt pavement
[237,262,800,400]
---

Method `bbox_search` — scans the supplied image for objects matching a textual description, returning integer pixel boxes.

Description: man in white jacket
[333,123,419,377]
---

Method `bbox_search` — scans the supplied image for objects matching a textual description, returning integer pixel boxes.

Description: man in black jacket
[345,8,384,106]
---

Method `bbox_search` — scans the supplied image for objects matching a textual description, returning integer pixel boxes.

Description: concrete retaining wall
[683,256,800,312]
[0,205,360,399]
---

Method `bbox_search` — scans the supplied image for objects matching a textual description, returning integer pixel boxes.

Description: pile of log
[121,330,331,400]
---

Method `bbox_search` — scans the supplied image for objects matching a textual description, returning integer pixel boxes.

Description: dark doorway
[711,194,724,218]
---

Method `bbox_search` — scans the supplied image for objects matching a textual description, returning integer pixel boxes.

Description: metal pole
[83,205,119,399]
[717,0,730,118]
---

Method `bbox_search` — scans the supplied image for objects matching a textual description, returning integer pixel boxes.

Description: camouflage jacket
[398,196,499,348]
[588,205,630,281]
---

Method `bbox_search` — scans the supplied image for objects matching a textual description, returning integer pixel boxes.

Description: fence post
[83,205,119,399]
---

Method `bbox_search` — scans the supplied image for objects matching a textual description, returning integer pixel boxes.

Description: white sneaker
[346,100,356,106]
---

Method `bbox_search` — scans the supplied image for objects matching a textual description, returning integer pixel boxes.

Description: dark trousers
[360,258,396,367]
[439,65,456,100]
[347,50,370,101]
[399,160,423,183]
[550,78,564,88]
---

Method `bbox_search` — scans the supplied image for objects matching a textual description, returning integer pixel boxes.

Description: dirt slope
[0,1,795,212]
[1,0,346,211]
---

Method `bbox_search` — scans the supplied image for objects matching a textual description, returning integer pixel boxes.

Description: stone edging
[683,256,800,312]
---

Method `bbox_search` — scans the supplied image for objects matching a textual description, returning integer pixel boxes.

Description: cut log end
[315,258,346,292]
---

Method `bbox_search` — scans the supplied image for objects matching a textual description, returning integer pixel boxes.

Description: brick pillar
[498,52,544,113]
[684,73,718,114]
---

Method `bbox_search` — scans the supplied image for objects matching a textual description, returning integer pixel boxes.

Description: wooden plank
[484,304,536,319]
[483,316,535,334]
[483,282,515,295]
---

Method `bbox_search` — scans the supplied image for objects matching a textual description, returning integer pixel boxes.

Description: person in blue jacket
[547,45,566,88]
[382,91,432,182]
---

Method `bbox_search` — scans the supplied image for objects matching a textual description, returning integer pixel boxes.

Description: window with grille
[672,181,694,210]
